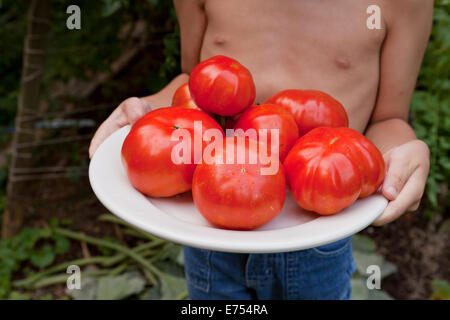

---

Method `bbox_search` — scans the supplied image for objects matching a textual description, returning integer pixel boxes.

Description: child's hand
[89,97,151,158]
[373,140,430,226]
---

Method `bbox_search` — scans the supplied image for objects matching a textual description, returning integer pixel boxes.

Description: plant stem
[122,228,156,240]
[33,270,110,289]
[14,256,108,288]
[53,227,161,284]
[102,240,165,267]
[98,214,160,241]
[175,289,188,300]
[107,263,128,277]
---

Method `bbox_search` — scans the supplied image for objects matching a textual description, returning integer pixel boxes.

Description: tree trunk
[2,0,51,238]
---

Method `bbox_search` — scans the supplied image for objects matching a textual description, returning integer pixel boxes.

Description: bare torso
[199,0,386,132]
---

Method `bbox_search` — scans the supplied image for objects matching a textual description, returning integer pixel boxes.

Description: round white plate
[89,125,387,253]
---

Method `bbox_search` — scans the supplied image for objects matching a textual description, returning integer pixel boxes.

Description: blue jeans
[183,236,356,300]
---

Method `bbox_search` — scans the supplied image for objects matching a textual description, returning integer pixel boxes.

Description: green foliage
[7,291,31,300]
[69,271,147,300]
[430,279,450,300]
[30,244,55,268]
[0,0,178,129]
[0,1,181,299]
[4,214,187,300]
[159,6,181,82]
[351,235,396,300]
[0,226,71,299]
[410,0,450,215]
[0,0,26,129]
[98,236,120,256]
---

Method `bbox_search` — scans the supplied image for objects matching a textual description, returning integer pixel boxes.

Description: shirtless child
[89,0,432,299]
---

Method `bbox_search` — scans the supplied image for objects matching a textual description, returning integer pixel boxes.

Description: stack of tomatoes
[122,55,385,230]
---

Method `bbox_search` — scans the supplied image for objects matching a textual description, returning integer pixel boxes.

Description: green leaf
[101,0,122,17]
[96,272,146,300]
[60,219,73,226]
[98,237,119,256]
[38,227,52,239]
[53,235,70,254]
[157,243,183,265]
[66,276,98,300]
[430,279,450,300]
[353,251,384,276]
[352,234,376,253]
[380,261,397,279]
[351,278,369,300]
[351,277,394,300]
[39,293,53,300]
[30,244,55,268]
[175,248,184,267]
[367,289,394,300]
[49,218,59,228]
[155,260,185,279]
[139,286,161,300]
[8,291,31,300]
[159,272,187,300]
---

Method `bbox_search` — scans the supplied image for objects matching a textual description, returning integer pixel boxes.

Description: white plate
[89,126,387,253]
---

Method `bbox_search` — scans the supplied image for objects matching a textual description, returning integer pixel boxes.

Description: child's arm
[365,0,434,225]
[89,0,206,158]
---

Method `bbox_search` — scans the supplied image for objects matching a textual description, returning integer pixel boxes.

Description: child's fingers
[89,108,125,158]
[89,98,149,158]
[381,151,413,201]
[373,168,426,226]
[408,199,421,212]
[122,97,150,124]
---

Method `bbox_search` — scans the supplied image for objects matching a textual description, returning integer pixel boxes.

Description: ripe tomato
[283,127,385,215]
[192,136,286,230]
[172,82,201,111]
[233,104,299,161]
[224,108,251,130]
[189,55,256,116]
[265,89,349,137]
[121,107,224,197]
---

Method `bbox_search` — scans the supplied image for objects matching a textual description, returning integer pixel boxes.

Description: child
[89,0,432,299]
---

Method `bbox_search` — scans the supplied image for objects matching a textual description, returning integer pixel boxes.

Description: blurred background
[0,0,448,300]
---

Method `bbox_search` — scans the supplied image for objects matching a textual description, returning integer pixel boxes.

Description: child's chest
[201,0,386,107]
[202,0,386,65]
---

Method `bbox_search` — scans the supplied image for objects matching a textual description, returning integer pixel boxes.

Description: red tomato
[332,128,385,198]
[172,82,201,111]
[189,55,256,116]
[283,127,385,215]
[233,104,299,161]
[265,89,349,137]
[192,136,286,230]
[121,107,224,197]
[224,109,250,130]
